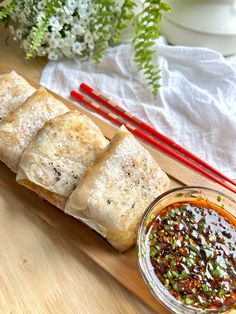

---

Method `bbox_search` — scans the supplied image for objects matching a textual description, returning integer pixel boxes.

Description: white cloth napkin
[40,38,236,179]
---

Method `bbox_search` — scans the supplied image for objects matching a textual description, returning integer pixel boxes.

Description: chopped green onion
[147,213,155,225]
[170,259,176,268]
[189,243,201,256]
[202,283,209,293]
[184,297,194,305]
[150,245,160,257]
[172,282,178,291]
[172,270,179,278]
[165,225,173,231]
[179,271,189,280]
[186,257,195,268]
[175,193,184,197]
[191,230,198,238]
[213,267,224,278]
[166,270,173,280]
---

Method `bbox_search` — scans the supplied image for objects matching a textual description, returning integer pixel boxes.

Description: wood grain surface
[0,25,235,314]
[0,26,154,314]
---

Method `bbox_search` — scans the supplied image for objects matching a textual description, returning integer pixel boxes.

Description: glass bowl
[137,186,236,314]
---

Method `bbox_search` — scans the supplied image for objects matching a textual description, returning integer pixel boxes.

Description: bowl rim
[137,185,236,314]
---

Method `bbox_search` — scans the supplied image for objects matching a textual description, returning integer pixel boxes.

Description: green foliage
[92,0,116,63]
[133,0,171,96]
[0,0,172,95]
[26,0,63,59]
[26,17,50,59]
[92,0,171,95]
[0,0,17,22]
[92,0,136,63]
[113,0,136,43]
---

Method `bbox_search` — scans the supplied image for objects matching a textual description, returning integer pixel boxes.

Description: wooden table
[0,26,153,314]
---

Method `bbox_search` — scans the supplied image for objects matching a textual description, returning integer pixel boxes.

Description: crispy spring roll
[17,111,109,210]
[0,71,35,121]
[65,127,170,252]
[0,87,69,172]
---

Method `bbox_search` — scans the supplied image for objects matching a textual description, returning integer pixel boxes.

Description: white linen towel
[40,38,236,179]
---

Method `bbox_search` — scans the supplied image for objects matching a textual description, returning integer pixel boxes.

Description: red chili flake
[146,200,236,311]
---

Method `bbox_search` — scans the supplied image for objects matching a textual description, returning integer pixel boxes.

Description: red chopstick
[80,83,236,188]
[71,90,236,194]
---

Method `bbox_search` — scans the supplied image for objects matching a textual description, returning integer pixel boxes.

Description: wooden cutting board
[0,66,235,313]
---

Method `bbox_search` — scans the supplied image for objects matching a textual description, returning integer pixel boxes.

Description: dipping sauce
[146,199,236,311]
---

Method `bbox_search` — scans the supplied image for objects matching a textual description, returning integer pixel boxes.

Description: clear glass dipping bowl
[137,186,236,314]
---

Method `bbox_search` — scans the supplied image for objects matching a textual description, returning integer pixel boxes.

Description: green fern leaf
[133,0,171,95]
[0,0,18,22]
[26,0,64,59]
[26,17,50,59]
[112,0,136,45]
[92,0,117,62]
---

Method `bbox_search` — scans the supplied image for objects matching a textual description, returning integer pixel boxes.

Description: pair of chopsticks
[71,84,236,194]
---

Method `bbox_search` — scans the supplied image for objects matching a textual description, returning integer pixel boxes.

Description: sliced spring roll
[0,87,69,172]
[0,71,35,121]
[65,127,170,252]
[17,111,109,210]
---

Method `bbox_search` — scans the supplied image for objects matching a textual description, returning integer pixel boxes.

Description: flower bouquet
[0,0,170,94]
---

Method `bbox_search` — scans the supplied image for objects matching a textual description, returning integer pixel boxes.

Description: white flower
[48,51,60,61]
[72,42,83,55]
[6,0,129,60]
[49,16,62,32]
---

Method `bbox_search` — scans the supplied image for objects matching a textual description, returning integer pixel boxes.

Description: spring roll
[0,87,69,172]
[65,127,170,252]
[0,71,35,121]
[17,111,109,210]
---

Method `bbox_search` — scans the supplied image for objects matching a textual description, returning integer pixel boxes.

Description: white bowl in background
[160,0,236,56]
